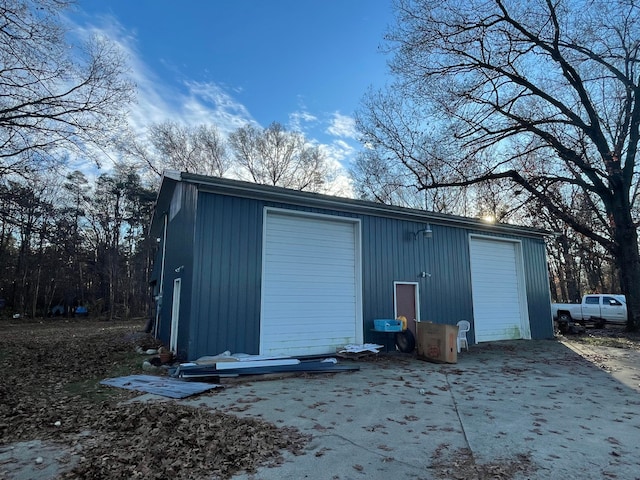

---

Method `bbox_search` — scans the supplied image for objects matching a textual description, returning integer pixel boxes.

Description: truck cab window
[603,296,621,306]
[585,296,600,304]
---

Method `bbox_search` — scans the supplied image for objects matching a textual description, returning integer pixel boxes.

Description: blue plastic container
[373,319,403,332]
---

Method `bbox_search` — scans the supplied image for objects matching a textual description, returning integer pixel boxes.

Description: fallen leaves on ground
[430,448,535,480]
[62,402,307,479]
[0,318,309,479]
[560,326,640,350]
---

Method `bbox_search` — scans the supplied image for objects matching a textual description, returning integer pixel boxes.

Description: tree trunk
[32,264,41,318]
[558,235,581,302]
[611,210,640,331]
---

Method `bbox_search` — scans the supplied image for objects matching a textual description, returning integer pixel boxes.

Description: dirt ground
[1,319,639,480]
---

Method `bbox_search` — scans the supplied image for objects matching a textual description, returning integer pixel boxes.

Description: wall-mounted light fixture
[414,224,433,239]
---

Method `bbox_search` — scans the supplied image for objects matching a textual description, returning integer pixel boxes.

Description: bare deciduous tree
[228,122,333,192]
[358,0,640,330]
[351,150,468,212]
[0,0,134,176]
[143,121,231,177]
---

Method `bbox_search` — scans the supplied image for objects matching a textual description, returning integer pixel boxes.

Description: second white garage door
[469,236,531,342]
[260,210,362,356]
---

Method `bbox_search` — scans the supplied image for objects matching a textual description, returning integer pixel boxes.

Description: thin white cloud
[326,112,357,139]
[182,81,255,134]
[320,139,356,164]
[71,14,255,139]
[289,110,318,133]
[291,110,359,196]
[317,139,357,197]
[130,74,256,138]
[70,16,175,141]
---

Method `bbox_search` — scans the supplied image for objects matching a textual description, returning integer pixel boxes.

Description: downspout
[154,213,168,338]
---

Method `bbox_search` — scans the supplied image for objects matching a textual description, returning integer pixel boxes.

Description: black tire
[556,313,571,334]
[558,312,571,323]
[395,329,416,353]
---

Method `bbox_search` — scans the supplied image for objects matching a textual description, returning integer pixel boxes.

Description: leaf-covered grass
[563,326,640,349]
[0,318,310,479]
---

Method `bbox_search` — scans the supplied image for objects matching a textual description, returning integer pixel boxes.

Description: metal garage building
[149,172,553,361]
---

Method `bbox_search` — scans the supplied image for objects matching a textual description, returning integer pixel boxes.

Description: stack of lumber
[173,353,359,379]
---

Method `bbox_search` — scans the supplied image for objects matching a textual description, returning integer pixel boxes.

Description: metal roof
[152,171,551,239]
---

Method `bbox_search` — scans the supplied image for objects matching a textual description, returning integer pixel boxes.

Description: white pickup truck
[552,294,627,331]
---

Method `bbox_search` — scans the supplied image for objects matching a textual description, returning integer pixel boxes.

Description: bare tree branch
[228,122,335,193]
[357,0,640,329]
[0,0,134,176]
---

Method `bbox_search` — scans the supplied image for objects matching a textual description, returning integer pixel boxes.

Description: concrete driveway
[180,339,640,480]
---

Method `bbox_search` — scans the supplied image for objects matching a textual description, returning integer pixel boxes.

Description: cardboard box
[416,322,458,364]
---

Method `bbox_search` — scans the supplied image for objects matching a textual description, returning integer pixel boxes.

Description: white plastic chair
[456,320,470,352]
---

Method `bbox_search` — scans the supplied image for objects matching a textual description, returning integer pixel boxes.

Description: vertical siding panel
[223,196,237,349]
[239,200,261,350]
[215,196,229,352]
[161,183,196,359]
[191,194,263,359]
[194,202,213,356]
[184,187,552,359]
[522,238,554,339]
[359,218,471,337]
[426,226,472,326]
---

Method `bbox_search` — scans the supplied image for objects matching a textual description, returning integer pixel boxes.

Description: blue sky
[71,1,395,185]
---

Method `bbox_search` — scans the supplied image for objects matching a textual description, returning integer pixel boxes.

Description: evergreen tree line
[0,166,156,320]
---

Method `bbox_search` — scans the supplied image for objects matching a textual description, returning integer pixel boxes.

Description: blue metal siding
[522,238,554,339]
[178,189,552,359]
[424,226,475,327]
[158,183,197,359]
[360,219,475,338]
[190,194,263,359]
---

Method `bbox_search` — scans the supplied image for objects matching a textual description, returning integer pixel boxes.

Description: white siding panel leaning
[261,211,360,356]
[469,236,530,342]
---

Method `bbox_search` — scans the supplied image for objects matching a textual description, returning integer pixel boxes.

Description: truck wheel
[557,313,571,334]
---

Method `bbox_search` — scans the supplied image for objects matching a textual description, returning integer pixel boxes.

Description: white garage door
[261,211,362,356]
[469,237,530,342]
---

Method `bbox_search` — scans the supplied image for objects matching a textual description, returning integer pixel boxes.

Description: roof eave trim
[178,173,551,238]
